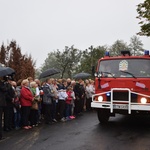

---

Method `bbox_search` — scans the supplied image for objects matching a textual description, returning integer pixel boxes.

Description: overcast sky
[0,0,149,68]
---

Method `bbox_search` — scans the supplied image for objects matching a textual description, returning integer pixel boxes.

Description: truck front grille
[107,91,137,102]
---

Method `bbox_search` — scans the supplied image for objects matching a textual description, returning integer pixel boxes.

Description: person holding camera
[0,78,7,140]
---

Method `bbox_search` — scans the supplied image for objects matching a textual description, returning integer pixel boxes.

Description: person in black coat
[73,79,85,115]
[0,78,7,140]
[3,77,15,131]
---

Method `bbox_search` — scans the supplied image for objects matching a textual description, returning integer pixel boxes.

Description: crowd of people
[0,76,95,140]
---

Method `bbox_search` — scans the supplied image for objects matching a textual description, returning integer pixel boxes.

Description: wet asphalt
[1,111,150,150]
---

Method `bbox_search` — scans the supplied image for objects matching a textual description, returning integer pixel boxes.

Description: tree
[41,52,58,71]
[20,54,35,79]
[78,45,107,74]
[35,68,42,79]
[136,0,150,36]
[7,41,23,80]
[110,40,130,56]
[129,35,143,55]
[38,52,60,79]
[0,41,35,81]
[55,46,81,78]
[0,44,6,65]
[41,46,82,79]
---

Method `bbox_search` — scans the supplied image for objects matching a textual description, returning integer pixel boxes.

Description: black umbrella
[39,68,60,79]
[0,67,15,77]
[73,72,91,79]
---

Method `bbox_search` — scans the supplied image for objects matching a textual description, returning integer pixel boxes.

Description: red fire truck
[91,50,150,124]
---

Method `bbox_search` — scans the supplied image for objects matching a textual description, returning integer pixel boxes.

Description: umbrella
[73,72,91,79]
[39,68,60,79]
[0,67,15,77]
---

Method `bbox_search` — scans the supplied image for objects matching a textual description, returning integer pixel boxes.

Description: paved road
[1,111,150,150]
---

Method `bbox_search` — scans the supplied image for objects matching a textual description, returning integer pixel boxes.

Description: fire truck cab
[91,50,150,124]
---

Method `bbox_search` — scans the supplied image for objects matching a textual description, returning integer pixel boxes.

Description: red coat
[20,86,33,106]
[66,91,72,104]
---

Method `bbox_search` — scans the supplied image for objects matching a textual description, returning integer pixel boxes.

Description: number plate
[113,104,128,109]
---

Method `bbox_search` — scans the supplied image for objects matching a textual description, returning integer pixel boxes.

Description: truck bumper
[92,88,150,114]
[91,101,150,113]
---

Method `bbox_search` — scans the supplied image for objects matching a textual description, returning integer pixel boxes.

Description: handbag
[31,100,38,110]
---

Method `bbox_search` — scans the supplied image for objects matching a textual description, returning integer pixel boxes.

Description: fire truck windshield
[98,59,150,78]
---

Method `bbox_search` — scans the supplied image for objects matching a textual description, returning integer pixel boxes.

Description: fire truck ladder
[110,88,131,114]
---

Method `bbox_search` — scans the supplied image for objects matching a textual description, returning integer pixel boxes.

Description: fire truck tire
[97,109,110,124]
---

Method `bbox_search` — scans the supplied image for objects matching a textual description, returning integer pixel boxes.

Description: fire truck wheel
[97,109,110,124]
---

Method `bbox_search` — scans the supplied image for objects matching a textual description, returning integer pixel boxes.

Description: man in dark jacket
[0,79,7,140]
[3,77,15,131]
[74,79,85,115]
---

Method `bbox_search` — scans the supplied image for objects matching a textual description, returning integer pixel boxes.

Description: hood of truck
[95,78,150,93]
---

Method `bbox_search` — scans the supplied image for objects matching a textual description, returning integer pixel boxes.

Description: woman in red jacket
[20,79,34,129]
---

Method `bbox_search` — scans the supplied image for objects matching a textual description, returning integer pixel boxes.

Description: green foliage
[136,0,150,36]
[55,46,81,78]
[40,36,144,79]
[41,52,58,71]
[129,35,144,55]
[110,40,130,56]
[78,45,107,74]
[41,45,82,79]
[35,68,41,79]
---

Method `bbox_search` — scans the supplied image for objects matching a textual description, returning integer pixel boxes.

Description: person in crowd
[42,78,55,124]
[20,79,34,129]
[85,80,95,111]
[57,79,68,122]
[40,81,46,119]
[11,81,21,130]
[27,77,34,87]
[46,78,57,123]
[3,76,15,131]
[34,79,43,124]
[65,86,73,120]
[16,79,23,98]
[74,79,85,116]
[80,80,86,112]
[57,79,63,90]
[30,81,40,127]
[66,78,71,88]
[51,78,58,122]
[70,80,76,118]
[0,77,7,140]
[14,80,22,129]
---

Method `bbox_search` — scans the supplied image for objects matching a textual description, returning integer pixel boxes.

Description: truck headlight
[98,96,103,102]
[140,97,147,104]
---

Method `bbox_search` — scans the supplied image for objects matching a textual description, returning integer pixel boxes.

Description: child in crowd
[65,86,75,120]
